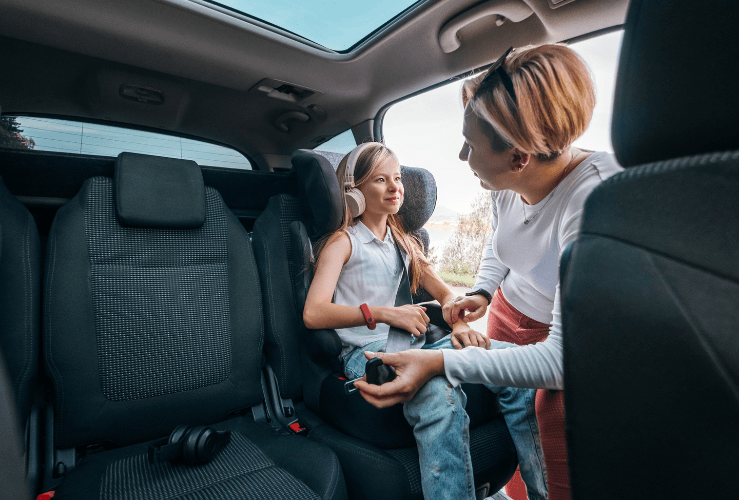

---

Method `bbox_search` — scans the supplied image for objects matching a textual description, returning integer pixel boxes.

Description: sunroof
[201,0,422,51]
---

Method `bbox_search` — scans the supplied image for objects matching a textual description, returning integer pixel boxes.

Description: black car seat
[560,0,739,498]
[42,152,347,500]
[0,174,41,493]
[252,150,517,500]
[0,354,31,500]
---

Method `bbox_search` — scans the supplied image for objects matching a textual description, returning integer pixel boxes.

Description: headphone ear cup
[168,425,190,445]
[345,188,365,218]
[183,426,207,465]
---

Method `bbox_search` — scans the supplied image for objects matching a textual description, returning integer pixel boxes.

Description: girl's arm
[303,232,430,335]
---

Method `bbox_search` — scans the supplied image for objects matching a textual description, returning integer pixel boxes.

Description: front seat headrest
[612,0,739,167]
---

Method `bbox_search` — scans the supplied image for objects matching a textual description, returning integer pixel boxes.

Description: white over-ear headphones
[343,142,376,218]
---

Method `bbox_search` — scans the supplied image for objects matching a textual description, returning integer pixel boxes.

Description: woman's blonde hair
[462,44,596,161]
[314,142,430,293]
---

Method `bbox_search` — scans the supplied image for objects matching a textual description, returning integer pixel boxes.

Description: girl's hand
[442,295,488,326]
[379,304,430,337]
[354,350,444,408]
[450,322,490,349]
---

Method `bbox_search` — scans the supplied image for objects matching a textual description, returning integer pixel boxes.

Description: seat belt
[384,237,430,353]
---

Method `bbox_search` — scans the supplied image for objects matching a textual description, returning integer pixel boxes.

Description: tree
[439,191,492,277]
[0,117,35,150]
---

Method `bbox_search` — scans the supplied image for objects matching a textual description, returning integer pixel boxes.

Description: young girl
[303,142,547,500]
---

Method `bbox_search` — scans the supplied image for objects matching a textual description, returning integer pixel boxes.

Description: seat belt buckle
[288,421,308,435]
[343,376,361,394]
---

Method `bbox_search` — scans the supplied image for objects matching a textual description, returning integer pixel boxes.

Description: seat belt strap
[384,237,426,353]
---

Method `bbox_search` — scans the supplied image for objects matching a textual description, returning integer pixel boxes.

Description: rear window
[0,116,252,170]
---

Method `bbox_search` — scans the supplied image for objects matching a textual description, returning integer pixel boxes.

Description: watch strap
[465,288,493,305]
[359,303,376,330]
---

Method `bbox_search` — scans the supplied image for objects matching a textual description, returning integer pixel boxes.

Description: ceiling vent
[249,78,322,103]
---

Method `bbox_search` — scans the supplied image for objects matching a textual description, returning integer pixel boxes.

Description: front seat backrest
[561,1,739,498]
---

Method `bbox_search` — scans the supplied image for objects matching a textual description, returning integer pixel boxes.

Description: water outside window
[0,117,252,170]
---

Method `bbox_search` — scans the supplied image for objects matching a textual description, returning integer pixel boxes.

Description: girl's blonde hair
[315,142,430,293]
[462,44,596,161]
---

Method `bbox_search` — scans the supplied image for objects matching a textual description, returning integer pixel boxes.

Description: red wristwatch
[359,303,376,330]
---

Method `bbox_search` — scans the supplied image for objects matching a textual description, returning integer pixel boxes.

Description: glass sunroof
[202,0,422,51]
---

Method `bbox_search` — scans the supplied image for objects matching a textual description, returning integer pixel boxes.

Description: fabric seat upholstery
[43,153,346,500]
[252,150,517,500]
[0,174,41,491]
[560,1,739,498]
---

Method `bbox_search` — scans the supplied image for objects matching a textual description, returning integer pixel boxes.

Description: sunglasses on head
[474,46,516,104]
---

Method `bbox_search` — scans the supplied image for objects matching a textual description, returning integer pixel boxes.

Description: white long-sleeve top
[442,152,622,390]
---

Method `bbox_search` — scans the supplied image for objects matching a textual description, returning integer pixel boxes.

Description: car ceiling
[0,0,628,170]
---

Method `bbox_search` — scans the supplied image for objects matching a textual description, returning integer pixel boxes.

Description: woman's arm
[420,266,490,349]
[303,232,430,335]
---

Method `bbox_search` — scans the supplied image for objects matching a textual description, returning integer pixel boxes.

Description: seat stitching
[15,212,33,405]
[319,437,399,467]
[45,216,64,436]
[258,214,288,391]
[648,252,739,400]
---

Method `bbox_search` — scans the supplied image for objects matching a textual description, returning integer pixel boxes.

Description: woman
[354,44,623,500]
[303,142,544,500]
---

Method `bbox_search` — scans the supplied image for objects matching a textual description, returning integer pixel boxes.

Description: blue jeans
[343,337,547,500]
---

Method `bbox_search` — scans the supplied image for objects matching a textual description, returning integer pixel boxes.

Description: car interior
[1,0,737,499]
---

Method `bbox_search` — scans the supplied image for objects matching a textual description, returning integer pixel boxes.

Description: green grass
[437,269,476,288]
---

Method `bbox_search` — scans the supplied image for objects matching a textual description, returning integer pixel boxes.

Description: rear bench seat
[41,152,347,500]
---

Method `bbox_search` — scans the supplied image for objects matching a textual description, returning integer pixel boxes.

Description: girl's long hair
[313,142,430,293]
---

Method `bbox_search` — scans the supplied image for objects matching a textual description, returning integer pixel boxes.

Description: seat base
[54,416,346,500]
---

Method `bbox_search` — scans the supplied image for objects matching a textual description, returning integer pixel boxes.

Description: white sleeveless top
[334,222,410,356]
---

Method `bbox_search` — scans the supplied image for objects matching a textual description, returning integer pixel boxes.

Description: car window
[382,31,624,330]
[199,0,422,52]
[313,129,356,169]
[383,30,624,235]
[0,116,252,170]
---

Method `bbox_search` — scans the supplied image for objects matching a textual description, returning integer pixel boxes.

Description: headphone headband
[344,142,377,190]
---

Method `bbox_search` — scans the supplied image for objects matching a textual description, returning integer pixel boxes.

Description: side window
[0,117,252,170]
[313,129,356,170]
[382,31,623,328]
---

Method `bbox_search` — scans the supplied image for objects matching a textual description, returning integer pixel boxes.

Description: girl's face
[357,158,403,216]
[459,104,515,192]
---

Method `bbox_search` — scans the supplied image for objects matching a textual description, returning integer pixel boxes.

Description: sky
[383,30,624,216]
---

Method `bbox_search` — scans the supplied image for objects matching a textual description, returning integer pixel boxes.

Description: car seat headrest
[398,165,437,232]
[291,150,438,238]
[612,0,739,167]
[114,152,206,229]
[290,150,344,240]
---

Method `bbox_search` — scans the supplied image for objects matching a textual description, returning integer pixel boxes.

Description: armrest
[303,328,343,372]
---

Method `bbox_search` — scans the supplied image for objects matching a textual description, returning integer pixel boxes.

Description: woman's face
[357,158,403,216]
[459,104,515,191]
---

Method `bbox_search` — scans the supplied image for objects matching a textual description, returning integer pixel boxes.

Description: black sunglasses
[474,46,516,104]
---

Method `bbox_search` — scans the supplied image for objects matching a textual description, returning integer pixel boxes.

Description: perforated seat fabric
[560,0,739,498]
[44,154,346,500]
[53,416,343,500]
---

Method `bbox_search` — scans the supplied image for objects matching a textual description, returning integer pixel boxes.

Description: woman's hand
[450,322,490,349]
[442,295,489,326]
[353,350,445,408]
[379,304,430,337]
